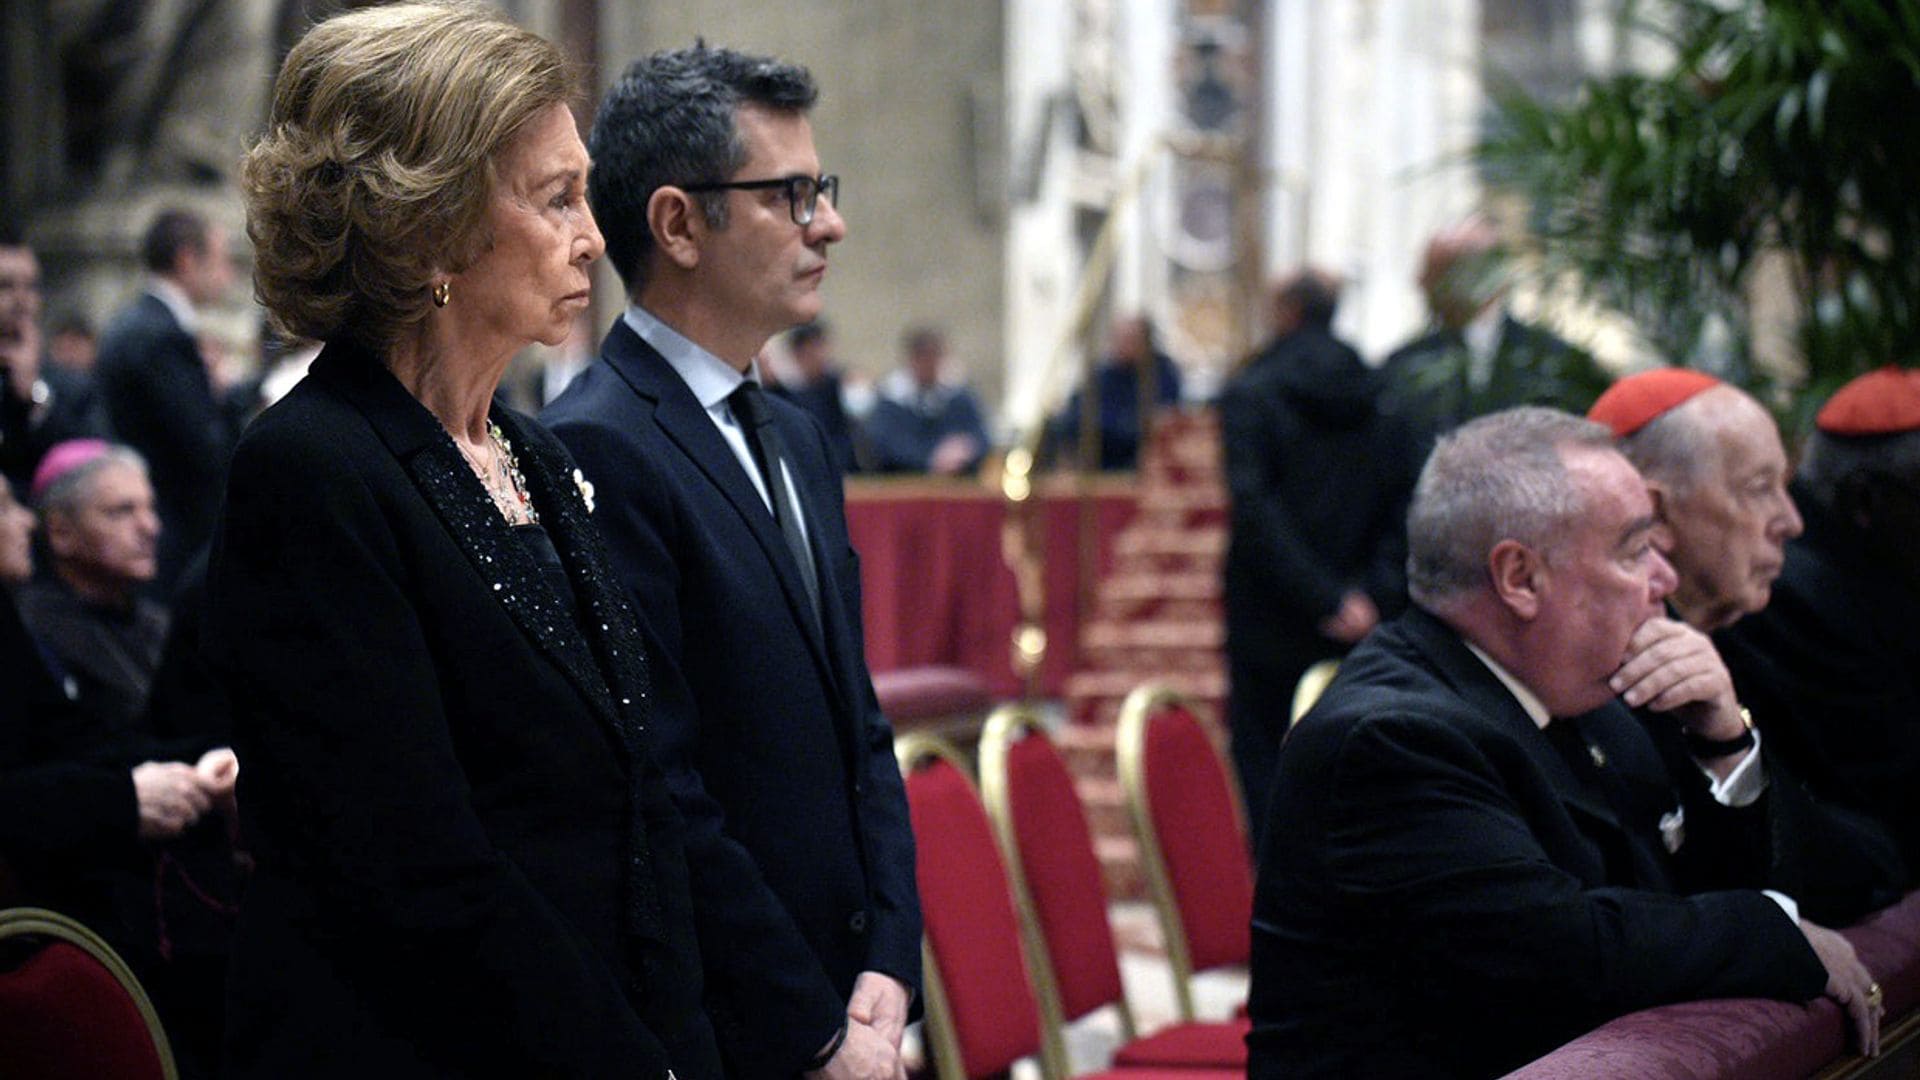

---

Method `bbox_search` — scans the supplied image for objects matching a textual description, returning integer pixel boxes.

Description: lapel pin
[573,468,596,514]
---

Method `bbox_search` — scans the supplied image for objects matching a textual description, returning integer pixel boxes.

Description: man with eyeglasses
[544,45,920,1080]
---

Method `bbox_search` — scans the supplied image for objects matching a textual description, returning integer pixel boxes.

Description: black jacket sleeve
[1324,713,1827,1014]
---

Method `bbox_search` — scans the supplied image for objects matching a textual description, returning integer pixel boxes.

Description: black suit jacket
[1219,327,1418,697]
[1250,608,1833,1080]
[0,587,140,908]
[1382,312,1612,440]
[204,345,720,1079]
[543,320,921,1076]
[97,292,242,595]
[1718,490,1920,876]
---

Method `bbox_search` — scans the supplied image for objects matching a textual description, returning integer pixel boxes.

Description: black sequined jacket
[204,342,720,1079]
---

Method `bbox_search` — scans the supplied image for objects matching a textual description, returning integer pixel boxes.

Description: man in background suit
[96,208,242,597]
[863,326,989,476]
[1,230,107,494]
[1219,270,1418,844]
[1250,407,1892,1079]
[544,45,920,1080]
[771,320,862,475]
[1383,219,1610,438]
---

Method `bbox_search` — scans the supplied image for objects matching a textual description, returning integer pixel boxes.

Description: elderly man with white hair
[1595,367,1920,877]
[19,438,169,731]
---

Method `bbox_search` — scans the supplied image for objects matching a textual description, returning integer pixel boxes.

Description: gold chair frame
[0,905,179,1080]
[978,705,1124,1079]
[897,731,1069,1080]
[1114,683,1249,1023]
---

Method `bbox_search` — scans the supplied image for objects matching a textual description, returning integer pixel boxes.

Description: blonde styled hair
[241,1,573,352]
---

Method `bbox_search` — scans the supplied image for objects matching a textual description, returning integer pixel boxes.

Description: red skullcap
[1587,368,1724,438]
[29,438,113,503]
[1816,366,1920,436]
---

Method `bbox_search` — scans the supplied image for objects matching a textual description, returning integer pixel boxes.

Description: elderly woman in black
[207,4,721,1076]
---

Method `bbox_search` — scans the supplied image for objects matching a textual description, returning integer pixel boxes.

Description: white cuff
[1700,728,1767,806]
[1763,889,1800,925]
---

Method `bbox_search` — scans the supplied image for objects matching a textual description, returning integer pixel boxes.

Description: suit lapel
[1405,609,1622,834]
[601,323,842,685]
[496,410,655,726]
[310,347,626,744]
[500,411,673,941]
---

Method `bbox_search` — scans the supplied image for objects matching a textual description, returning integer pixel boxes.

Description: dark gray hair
[35,445,149,518]
[589,43,818,291]
[1407,407,1616,607]
[141,208,210,276]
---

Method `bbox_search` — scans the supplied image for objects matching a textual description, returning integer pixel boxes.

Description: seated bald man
[1591,370,1912,887]
[1250,407,1889,1080]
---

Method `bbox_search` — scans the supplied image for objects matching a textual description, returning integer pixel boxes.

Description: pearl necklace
[454,420,539,525]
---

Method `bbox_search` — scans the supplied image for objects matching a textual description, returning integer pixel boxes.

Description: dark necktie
[729,381,823,634]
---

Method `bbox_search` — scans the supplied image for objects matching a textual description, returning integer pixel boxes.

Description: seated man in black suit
[0,474,233,1077]
[863,326,989,475]
[20,439,169,731]
[1250,407,1896,1079]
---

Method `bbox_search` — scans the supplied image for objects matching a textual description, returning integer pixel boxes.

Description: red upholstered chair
[979,705,1248,1070]
[897,734,1228,1080]
[1116,685,1254,1022]
[0,906,178,1080]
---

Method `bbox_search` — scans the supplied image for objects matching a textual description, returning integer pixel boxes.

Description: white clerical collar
[622,303,761,408]
[1464,641,1552,731]
[148,278,200,336]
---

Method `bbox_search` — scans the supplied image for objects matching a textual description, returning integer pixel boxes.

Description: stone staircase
[1057,409,1229,899]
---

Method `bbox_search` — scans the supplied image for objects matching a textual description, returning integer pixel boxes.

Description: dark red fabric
[1502,997,1839,1080]
[907,756,1042,1077]
[0,939,168,1080]
[1004,733,1127,1021]
[1075,1060,1236,1068]
[1111,1018,1251,1069]
[1144,705,1253,972]
[1842,887,1920,1017]
[1508,890,1920,1079]
[846,481,1136,697]
[871,666,993,724]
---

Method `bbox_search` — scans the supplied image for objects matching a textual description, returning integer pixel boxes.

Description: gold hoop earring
[431,281,451,308]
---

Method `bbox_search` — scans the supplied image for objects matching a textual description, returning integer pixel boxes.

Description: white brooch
[572,468,596,514]
[1659,806,1686,855]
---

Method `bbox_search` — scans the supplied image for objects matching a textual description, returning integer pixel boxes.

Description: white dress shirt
[1462,641,1796,922]
[622,304,811,550]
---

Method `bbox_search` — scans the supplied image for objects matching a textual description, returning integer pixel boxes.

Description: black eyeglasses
[681,174,839,226]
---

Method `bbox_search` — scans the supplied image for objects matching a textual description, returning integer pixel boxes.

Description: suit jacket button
[848,910,868,935]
